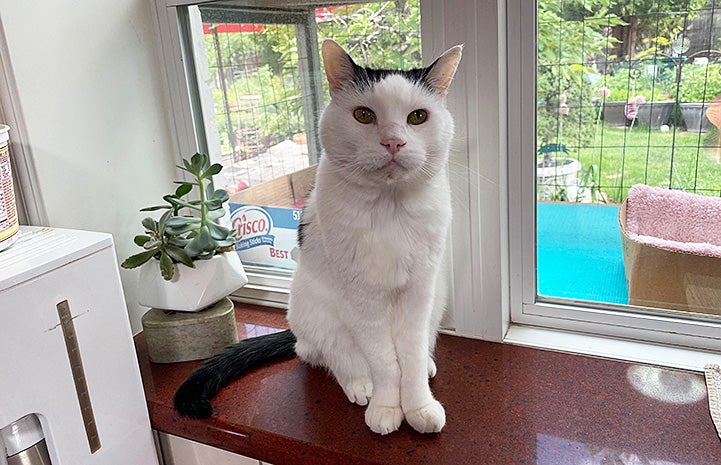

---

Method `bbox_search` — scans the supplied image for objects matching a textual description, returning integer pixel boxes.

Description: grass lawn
[568,124,721,203]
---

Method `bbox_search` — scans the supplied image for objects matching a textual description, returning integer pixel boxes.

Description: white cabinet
[0,227,158,464]
[157,432,273,465]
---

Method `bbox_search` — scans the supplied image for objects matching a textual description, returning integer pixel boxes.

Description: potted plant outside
[537,143,583,201]
[122,153,247,312]
[595,66,675,128]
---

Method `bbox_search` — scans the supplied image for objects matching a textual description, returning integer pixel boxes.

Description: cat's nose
[381,137,406,155]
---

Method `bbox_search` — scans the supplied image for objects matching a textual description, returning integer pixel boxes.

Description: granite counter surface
[135,303,721,465]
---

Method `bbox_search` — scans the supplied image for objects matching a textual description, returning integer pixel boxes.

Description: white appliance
[0,226,158,464]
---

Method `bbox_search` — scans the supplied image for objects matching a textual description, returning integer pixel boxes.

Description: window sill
[503,324,721,373]
[135,303,720,465]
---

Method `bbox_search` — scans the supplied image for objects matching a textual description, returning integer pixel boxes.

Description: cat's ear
[322,39,356,94]
[425,45,463,95]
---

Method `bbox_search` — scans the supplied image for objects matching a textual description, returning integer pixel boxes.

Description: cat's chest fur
[306,169,450,291]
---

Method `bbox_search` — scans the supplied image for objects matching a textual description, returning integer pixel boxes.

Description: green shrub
[213,65,304,153]
[677,62,721,102]
[537,67,597,147]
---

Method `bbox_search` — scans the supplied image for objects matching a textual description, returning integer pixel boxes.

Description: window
[508,0,721,363]
[152,0,424,306]
[535,1,721,308]
[154,0,721,369]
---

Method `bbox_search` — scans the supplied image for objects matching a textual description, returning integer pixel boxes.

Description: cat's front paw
[365,403,403,435]
[405,399,446,434]
[343,378,373,406]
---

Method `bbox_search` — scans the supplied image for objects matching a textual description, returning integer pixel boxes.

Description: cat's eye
[407,109,428,125]
[353,107,376,124]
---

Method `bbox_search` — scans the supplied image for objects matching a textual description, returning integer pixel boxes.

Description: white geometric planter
[137,251,248,312]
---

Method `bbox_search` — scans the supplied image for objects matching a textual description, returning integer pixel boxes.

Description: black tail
[173,329,297,418]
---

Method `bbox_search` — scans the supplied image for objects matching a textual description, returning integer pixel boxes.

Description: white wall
[0,0,178,332]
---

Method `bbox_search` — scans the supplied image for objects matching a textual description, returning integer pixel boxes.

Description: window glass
[183,1,421,276]
[536,1,721,320]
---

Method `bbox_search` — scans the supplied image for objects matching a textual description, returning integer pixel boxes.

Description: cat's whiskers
[322,160,374,193]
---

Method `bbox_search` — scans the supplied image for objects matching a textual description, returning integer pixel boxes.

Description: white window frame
[151,0,721,371]
[424,0,508,342]
[505,0,721,370]
[151,0,474,309]
[151,0,338,306]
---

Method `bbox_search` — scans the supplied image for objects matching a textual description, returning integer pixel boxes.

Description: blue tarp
[537,202,629,305]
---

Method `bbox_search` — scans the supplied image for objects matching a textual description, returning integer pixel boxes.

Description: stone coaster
[142,297,238,363]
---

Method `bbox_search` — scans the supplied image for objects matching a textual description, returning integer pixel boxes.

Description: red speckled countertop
[135,303,721,465]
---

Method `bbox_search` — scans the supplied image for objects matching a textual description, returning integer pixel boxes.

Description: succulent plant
[121,153,236,280]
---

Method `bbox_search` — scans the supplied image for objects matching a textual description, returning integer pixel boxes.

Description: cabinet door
[157,432,270,465]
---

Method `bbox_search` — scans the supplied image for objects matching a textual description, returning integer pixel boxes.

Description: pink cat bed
[619,184,721,314]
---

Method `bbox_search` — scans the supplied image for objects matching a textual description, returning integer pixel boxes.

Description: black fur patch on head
[350,60,436,93]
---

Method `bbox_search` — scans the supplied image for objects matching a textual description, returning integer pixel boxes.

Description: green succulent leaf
[140,205,171,212]
[207,221,232,241]
[121,249,158,269]
[165,215,200,236]
[165,244,195,268]
[166,215,201,226]
[180,157,193,173]
[141,217,158,232]
[211,189,229,202]
[215,238,236,248]
[175,183,193,197]
[183,235,201,257]
[143,240,161,250]
[165,224,197,236]
[133,235,152,246]
[169,236,190,247]
[201,163,223,178]
[159,251,175,280]
[158,209,173,230]
[164,195,200,211]
[185,226,215,256]
[207,209,225,221]
[190,153,207,173]
[205,198,223,210]
[199,226,216,248]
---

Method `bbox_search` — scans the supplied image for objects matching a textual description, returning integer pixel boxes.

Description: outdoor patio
[219,138,310,196]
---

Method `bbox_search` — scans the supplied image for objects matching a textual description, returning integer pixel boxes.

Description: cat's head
[318,40,462,186]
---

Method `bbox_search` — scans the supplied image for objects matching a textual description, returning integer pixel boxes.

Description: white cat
[174,39,462,436]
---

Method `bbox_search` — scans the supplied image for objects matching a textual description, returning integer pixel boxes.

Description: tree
[317,1,421,69]
[559,0,707,61]
[201,1,422,155]
[537,0,623,146]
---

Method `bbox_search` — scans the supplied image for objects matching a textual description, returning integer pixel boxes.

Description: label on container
[229,204,301,270]
[0,143,19,243]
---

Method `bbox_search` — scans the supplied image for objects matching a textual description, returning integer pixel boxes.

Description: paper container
[0,124,19,252]
[619,199,721,315]
[229,165,316,270]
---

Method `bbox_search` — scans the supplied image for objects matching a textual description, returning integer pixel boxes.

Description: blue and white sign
[229,204,302,270]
